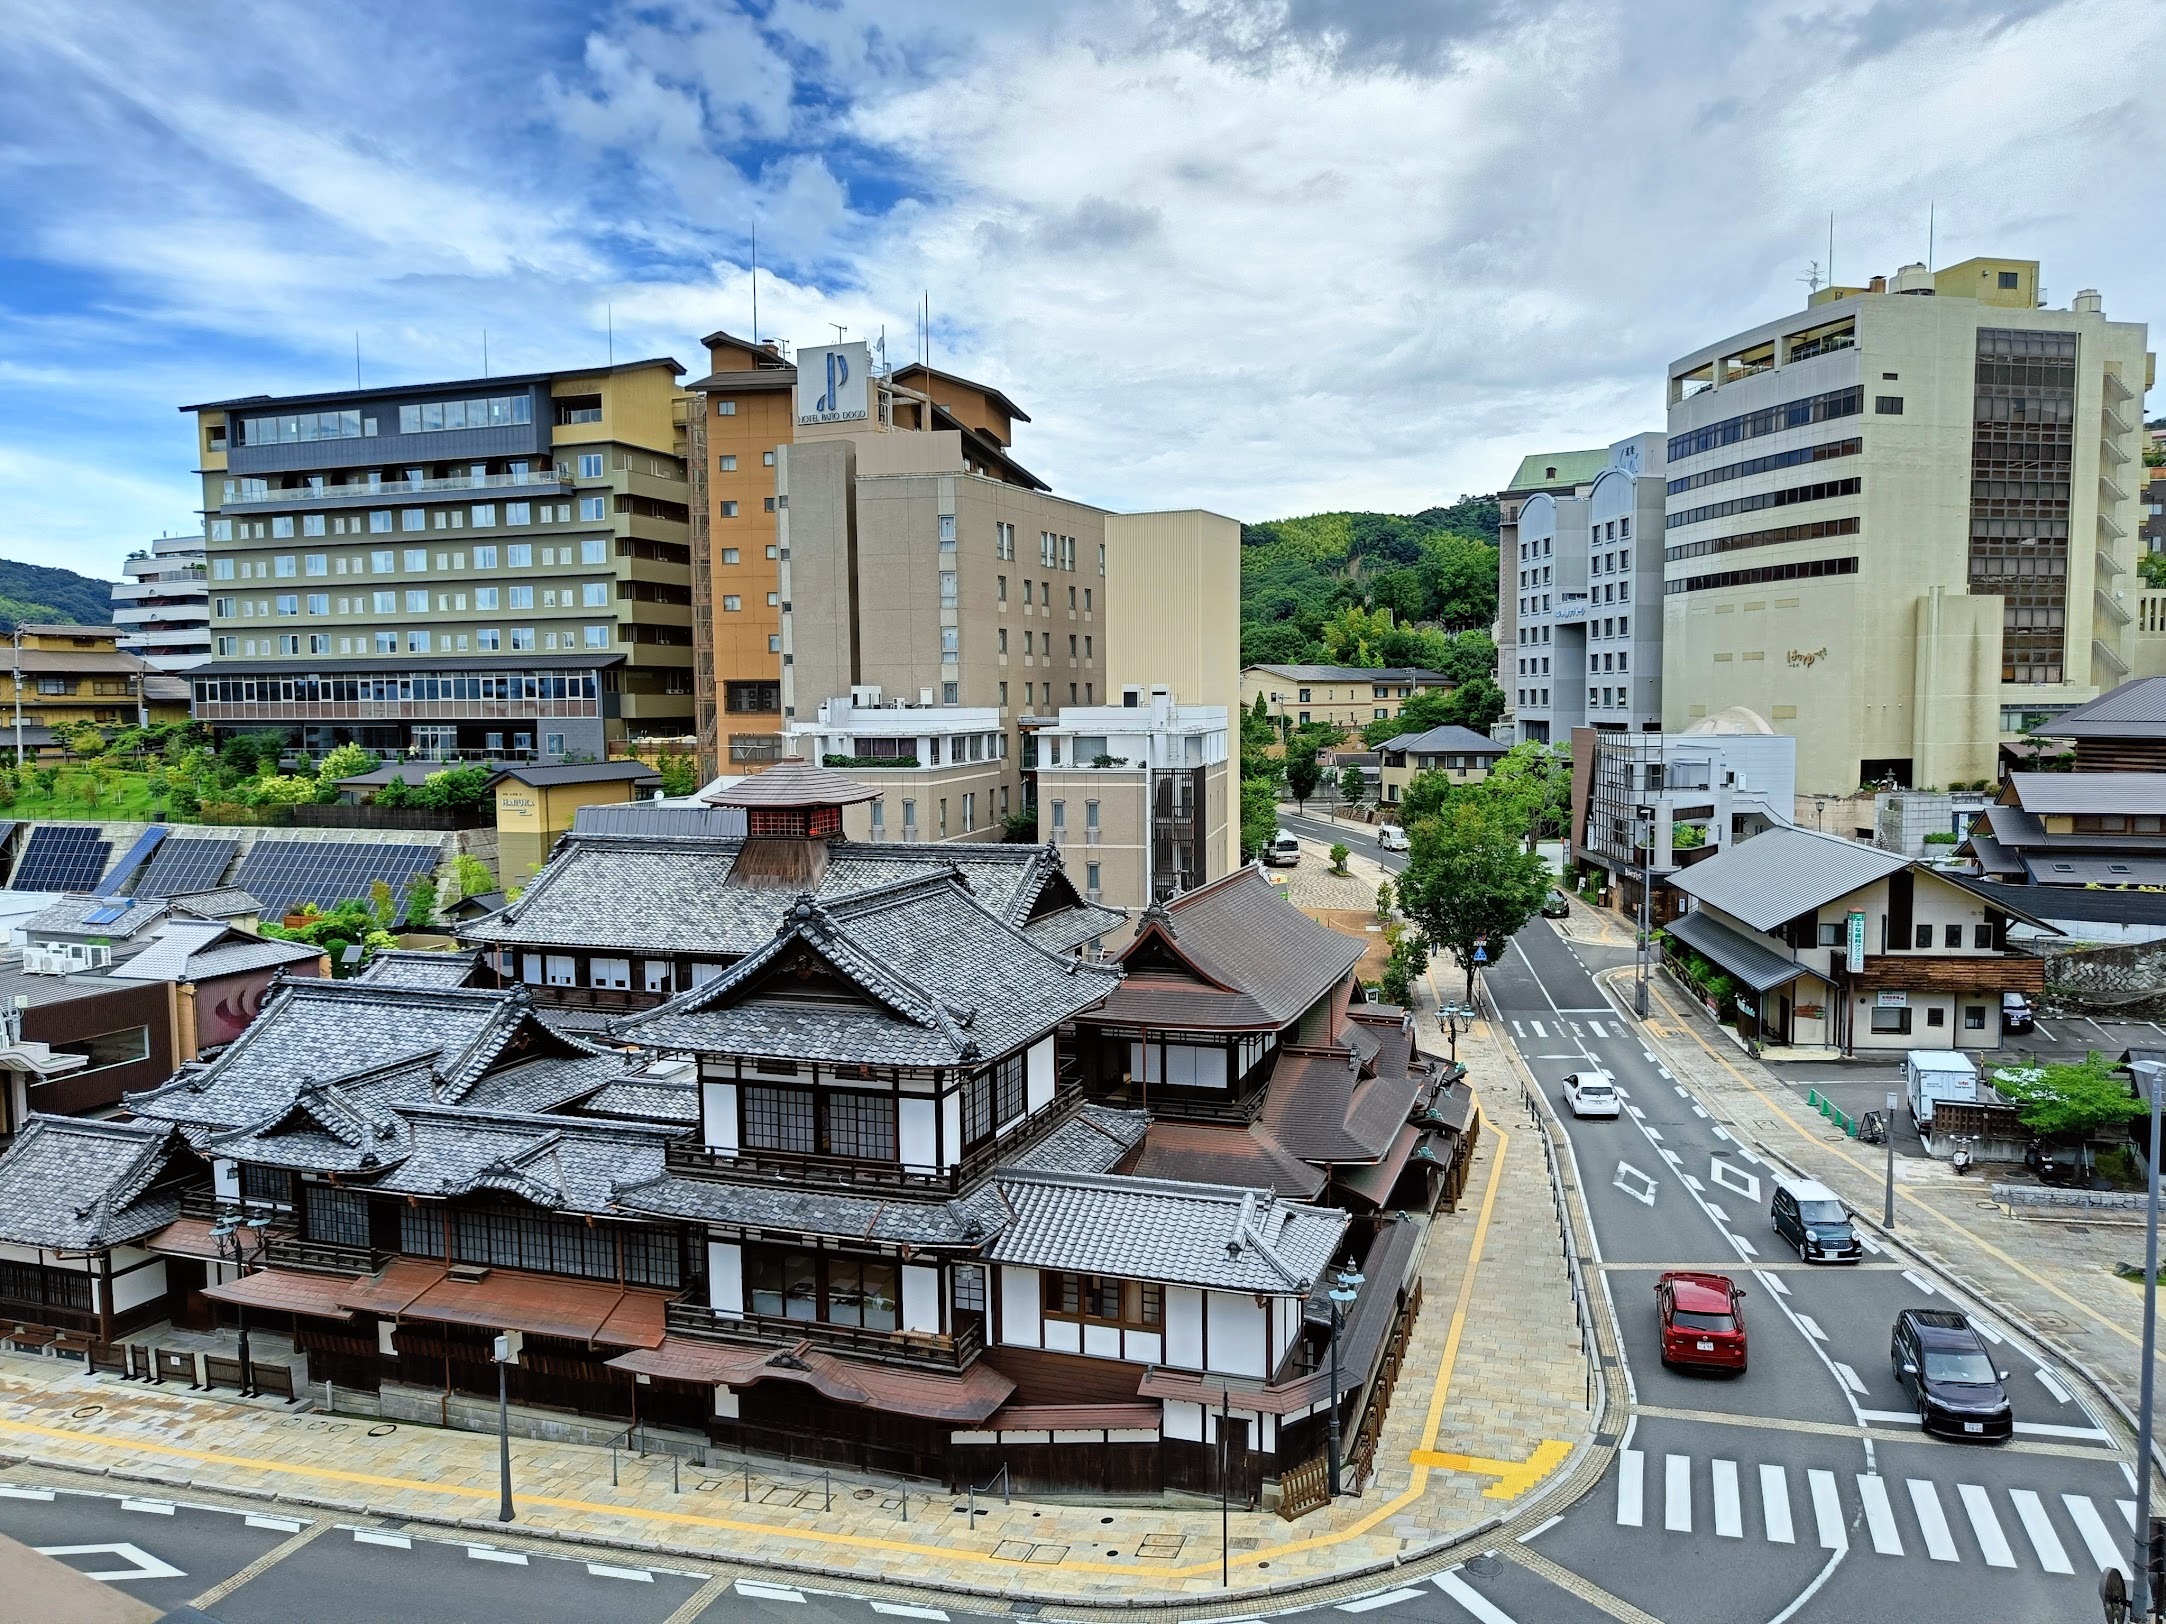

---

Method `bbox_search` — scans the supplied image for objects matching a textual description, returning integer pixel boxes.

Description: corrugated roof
[1665,910,1809,993]
[1666,827,1908,933]
[2006,772,2166,815]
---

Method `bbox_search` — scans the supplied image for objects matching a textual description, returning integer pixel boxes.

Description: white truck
[1904,1048,1980,1137]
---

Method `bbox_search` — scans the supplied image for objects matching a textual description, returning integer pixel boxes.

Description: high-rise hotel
[1662,258,2152,792]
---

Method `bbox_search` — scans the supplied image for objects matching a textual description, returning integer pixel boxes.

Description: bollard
[745,1463,752,1503]
[611,1442,618,1487]
[824,1469,831,1512]
[673,1453,680,1494]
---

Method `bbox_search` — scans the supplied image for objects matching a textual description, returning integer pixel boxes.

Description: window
[1926,1006,1946,1028]
[510,627,535,650]
[718,454,737,472]
[476,628,501,650]
[1876,396,1904,415]
[507,543,531,567]
[507,585,533,609]
[1869,1006,1912,1034]
[582,581,609,607]
[939,514,957,548]
[53,1024,150,1074]
[580,537,609,565]
[210,556,236,581]
[404,589,428,613]
[940,626,959,657]
[584,625,608,648]
[575,495,606,522]
[1965,1005,1987,1029]
[274,594,298,616]
[373,631,397,652]
[470,503,496,527]
[577,452,604,479]
[1041,1272,1162,1329]
[407,630,431,652]
[1942,923,1962,948]
[1974,923,1994,949]
[940,571,957,607]
[506,502,531,526]
[404,545,430,570]
[720,500,739,518]
[1999,270,2020,288]
[997,575,1007,601]
[743,1085,816,1153]
[715,399,738,416]
[723,594,742,612]
[369,510,393,534]
[400,509,425,531]
[1912,923,1932,950]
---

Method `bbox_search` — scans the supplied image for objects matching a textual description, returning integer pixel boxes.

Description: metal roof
[2032,677,2166,740]
[1245,665,1451,683]
[1665,827,1908,933]
[1664,910,1809,993]
[2005,772,2166,815]
[2021,854,2166,886]
[1504,449,1609,492]
[702,756,879,808]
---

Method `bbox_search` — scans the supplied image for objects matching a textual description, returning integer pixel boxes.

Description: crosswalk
[1510,1017,1612,1041]
[1613,1449,2131,1578]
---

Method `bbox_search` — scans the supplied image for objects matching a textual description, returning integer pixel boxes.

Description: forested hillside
[1239,496,1499,679]
[0,557,119,629]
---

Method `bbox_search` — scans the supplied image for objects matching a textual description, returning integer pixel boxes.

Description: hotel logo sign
[795,342,870,425]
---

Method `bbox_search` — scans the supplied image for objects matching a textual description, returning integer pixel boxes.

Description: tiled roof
[615,876,1119,1068]
[170,888,264,920]
[0,1115,183,1249]
[1088,975,1277,1030]
[574,1077,701,1125]
[1379,725,1509,757]
[1125,1123,1326,1200]
[1023,899,1127,954]
[22,896,169,939]
[985,1168,1347,1293]
[1008,1106,1148,1176]
[368,1106,680,1215]
[1117,867,1364,1026]
[351,949,485,988]
[107,920,320,984]
[2033,676,2166,739]
[1259,1049,1422,1165]
[703,757,878,807]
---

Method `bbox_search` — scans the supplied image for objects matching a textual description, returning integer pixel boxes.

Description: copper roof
[337,1258,445,1316]
[607,1336,1014,1422]
[1125,1122,1325,1200]
[394,1270,672,1348]
[1332,1121,1424,1208]
[702,757,879,808]
[983,1403,1160,1432]
[203,1268,356,1321]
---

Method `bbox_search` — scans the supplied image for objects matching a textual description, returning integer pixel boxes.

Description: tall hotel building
[181,361,696,762]
[1662,258,2152,792]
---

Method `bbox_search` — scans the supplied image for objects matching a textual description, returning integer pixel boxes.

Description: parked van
[1377,824,1410,853]
[1264,832,1302,868]
[1904,1049,1980,1136]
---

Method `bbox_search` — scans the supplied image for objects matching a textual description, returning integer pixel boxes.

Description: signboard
[1875,990,1908,1009]
[795,341,871,425]
[1846,909,1866,963]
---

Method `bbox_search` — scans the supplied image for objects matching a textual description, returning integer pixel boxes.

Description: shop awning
[606,1336,1014,1423]
[395,1272,672,1349]
[202,1268,356,1321]
[1666,910,1810,994]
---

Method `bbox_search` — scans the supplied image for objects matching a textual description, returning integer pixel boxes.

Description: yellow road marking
[1642,977,2145,1354]
[1410,1438,1572,1499]
[0,1106,1523,1586]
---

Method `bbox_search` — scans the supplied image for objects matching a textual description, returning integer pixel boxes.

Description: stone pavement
[1615,958,2162,1435]
[0,1010,1595,1610]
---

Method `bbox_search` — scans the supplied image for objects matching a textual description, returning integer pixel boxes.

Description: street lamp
[1634,808,1653,1021]
[493,1331,521,1522]
[2133,1058,2164,1617]
[1324,1264,1365,1499]
[209,1203,271,1398]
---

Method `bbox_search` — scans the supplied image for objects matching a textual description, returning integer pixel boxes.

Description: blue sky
[3,0,2161,579]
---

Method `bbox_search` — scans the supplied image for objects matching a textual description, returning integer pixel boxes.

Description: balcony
[664,1298,985,1370]
[221,470,573,508]
[2095,588,2132,627]
[666,1088,1085,1197]
[265,1235,389,1276]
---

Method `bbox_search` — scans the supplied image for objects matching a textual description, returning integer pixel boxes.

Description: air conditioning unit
[20,948,62,976]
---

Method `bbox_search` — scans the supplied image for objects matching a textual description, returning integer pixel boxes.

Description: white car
[1562,1070,1622,1119]
[1377,824,1410,852]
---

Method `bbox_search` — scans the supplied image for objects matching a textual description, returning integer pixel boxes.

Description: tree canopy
[1393,783,1552,998]
[1990,1051,2146,1138]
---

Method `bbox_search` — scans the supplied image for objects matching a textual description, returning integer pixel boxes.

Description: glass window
[403,548,427,571]
[400,509,425,531]
[505,501,531,525]
[510,627,534,650]
[580,537,608,564]
[578,496,608,521]
[474,587,499,610]
[582,581,609,607]
[404,589,428,613]
[472,545,498,569]
[373,630,396,652]
[720,500,739,518]
[718,454,737,471]
[721,547,739,564]
[507,543,532,567]
[211,557,235,580]
[577,453,604,478]
[584,625,608,648]
[369,510,393,533]
[306,593,328,614]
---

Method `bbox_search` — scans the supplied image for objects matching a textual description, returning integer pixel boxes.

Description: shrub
[1329,842,1350,874]
[453,853,496,898]
[656,751,701,798]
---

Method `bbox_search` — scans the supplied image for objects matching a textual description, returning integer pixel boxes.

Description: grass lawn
[0,766,169,821]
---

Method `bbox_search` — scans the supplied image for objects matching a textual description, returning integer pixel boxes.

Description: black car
[1891,1308,2013,1441]
[1769,1178,1863,1263]
[1540,890,1572,919]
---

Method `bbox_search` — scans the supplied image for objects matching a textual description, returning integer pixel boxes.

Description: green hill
[0,557,120,630]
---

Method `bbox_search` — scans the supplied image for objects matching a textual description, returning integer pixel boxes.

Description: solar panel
[95,826,169,896]
[83,902,132,927]
[234,839,441,914]
[131,837,239,899]
[11,825,112,892]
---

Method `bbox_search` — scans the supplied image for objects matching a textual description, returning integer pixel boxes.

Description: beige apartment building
[1240,664,1453,734]
[782,694,1014,843]
[1494,449,1608,727]
[1033,689,1231,910]
[1663,257,2154,793]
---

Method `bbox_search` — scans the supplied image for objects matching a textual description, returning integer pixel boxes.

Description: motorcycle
[1949,1136,1975,1175]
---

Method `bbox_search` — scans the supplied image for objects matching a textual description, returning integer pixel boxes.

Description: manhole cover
[69,1405,101,1419]
[1464,1553,1501,1577]
[367,1423,397,1437]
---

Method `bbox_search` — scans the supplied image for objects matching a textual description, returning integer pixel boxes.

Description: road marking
[1516,1514,1562,1542]
[1833,1362,1868,1397]
[353,1530,411,1548]
[1727,1232,1757,1258]
[33,1542,186,1583]
[119,1498,174,1515]
[1908,1479,1959,1561]
[1643,1125,1664,1141]
[1672,1085,1689,1099]
[1614,1162,1658,1206]
[0,1486,54,1500]
[1587,1020,1607,1038]
[1664,1454,1691,1532]
[1807,1470,1846,1551]
[1758,1271,1791,1296]
[1901,1269,1937,1295]
[1642,1050,1656,1063]
[187,1519,332,1613]
[589,1563,658,1582]
[1657,1067,1672,1079]
[1338,1587,1424,1612]
[1857,1410,1919,1427]
[2065,1494,2129,1577]
[1690,1104,1708,1119]
[1959,1482,2016,1568]
[1795,1314,1826,1341]
[1856,1232,1883,1255]
[1857,1474,1902,1555]
[1711,1459,1742,1538]
[1530,1020,1547,1038]
[2122,1498,2140,1531]
[1710,1160,1759,1200]
[1681,1174,1705,1192]
[2009,1488,2072,1574]
[467,1546,528,1564]
[738,1579,808,1601]
[1512,1021,1525,1038]
[1971,1320,2003,1345]
[244,1516,303,1532]
[2035,1369,2072,1404]
[2013,1420,2111,1440]
[1616,1449,1644,1526]
[1433,1571,1515,1623]
[1625,1104,1645,1120]
[1704,1202,1731,1224]
[1760,1464,1794,1543]
[1657,1148,1680,1167]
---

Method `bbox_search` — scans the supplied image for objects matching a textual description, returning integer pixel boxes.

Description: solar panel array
[131,837,239,900]
[11,825,112,892]
[234,840,441,914]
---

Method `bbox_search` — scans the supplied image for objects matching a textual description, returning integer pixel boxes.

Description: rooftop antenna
[354,333,362,390]
[482,329,488,379]
[1927,201,1935,273]
[830,322,846,344]
[750,216,758,346]
[1799,259,1823,294]
[1827,211,1835,289]
[606,302,614,366]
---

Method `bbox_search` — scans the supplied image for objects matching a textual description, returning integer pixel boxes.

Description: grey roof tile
[0,1115,184,1249]
[107,921,319,984]
[351,949,485,988]
[1110,867,1364,1027]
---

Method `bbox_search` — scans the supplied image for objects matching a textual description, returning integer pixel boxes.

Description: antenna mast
[751,217,758,345]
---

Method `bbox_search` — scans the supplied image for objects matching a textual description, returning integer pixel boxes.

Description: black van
[1769,1177,1863,1263]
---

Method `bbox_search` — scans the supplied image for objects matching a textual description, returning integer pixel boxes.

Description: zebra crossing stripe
[1433,1571,1516,1624]
[1959,1483,2017,1569]
[2065,1493,2129,1578]
[1617,1449,1644,1527]
[1857,1474,1902,1555]
[1712,1459,1742,1538]
[2009,1489,2072,1575]
[1759,1464,1794,1544]
[1808,1470,1846,1552]
[1531,1020,1547,1037]
[1665,1454,1692,1532]
[1909,1479,1959,1562]
[1587,1020,1606,1037]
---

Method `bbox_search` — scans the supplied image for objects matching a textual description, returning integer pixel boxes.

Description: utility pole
[1883,1090,1899,1230]
[11,627,23,767]
[1324,1266,1363,1499]
[2134,1059,2163,1617]
[493,1332,520,1522]
[1635,808,1653,1019]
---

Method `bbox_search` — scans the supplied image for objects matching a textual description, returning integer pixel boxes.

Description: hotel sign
[795,342,871,425]
[1847,909,1866,963]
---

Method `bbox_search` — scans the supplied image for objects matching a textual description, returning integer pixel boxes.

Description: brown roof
[1124,1122,1326,1199]
[703,757,879,808]
[145,1216,265,1261]
[891,362,1033,428]
[1088,974,1277,1031]
[1136,1364,1329,1417]
[336,1258,446,1316]
[202,1267,356,1321]
[396,1271,672,1348]
[1333,1121,1424,1208]
[1845,955,2045,995]
[983,1402,1160,1432]
[1259,1049,1421,1164]
[13,649,146,675]
[607,1337,1014,1423]
[1117,868,1365,1027]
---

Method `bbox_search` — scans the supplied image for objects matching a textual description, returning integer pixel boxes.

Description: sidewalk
[0,1019,1595,1607]
[1612,958,2160,1432]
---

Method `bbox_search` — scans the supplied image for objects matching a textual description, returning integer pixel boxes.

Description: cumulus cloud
[0,0,2160,573]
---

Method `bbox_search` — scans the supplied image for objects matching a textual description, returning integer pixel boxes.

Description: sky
[2,0,2162,580]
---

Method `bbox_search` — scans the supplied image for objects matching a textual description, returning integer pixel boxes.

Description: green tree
[1319,603,1396,667]
[402,872,439,928]
[1991,1051,2146,1138]
[1329,841,1350,873]
[2141,552,2166,590]
[1379,927,1430,1006]
[1442,676,1506,733]
[453,853,496,898]
[1285,748,1322,811]
[1338,764,1365,810]
[656,751,701,798]
[1415,533,1499,630]
[1394,793,1551,999]
[1239,772,1281,863]
[1484,740,1573,848]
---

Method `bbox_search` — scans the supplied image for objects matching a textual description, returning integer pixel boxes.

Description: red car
[1657,1271,1748,1374]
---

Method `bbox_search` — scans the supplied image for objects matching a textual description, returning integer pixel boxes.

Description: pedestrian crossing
[1509,1017,1612,1041]
[1613,1449,2132,1577]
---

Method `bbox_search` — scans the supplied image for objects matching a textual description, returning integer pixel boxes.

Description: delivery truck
[1904,1048,1980,1137]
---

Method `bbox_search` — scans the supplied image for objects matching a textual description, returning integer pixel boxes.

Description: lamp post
[11,626,23,768]
[1634,808,1653,1020]
[1325,1265,1364,1499]
[493,1331,520,1522]
[1883,1090,1899,1230]
[2133,1059,2163,1617]
[209,1203,270,1398]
